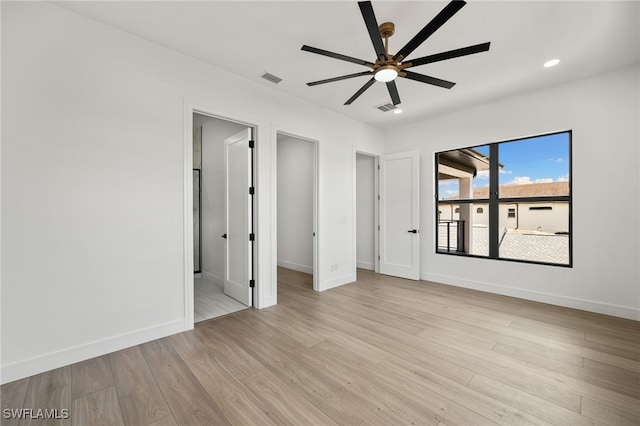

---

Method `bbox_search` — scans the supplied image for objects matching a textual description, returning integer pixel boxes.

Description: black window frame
[435,130,572,268]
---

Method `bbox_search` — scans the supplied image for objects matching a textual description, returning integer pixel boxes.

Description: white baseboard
[202,271,223,287]
[319,274,356,292]
[422,272,640,321]
[1,319,184,385]
[277,260,313,275]
[356,261,374,271]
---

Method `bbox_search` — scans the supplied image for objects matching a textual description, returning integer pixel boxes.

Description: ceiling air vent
[375,102,398,112]
[260,72,282,84]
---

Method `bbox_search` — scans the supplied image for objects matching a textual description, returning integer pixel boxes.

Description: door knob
[407,229,418,233]
[221,234,227,239]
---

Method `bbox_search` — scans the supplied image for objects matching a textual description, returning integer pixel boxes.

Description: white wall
[356,154,376,270]
[1,2,384,383]
[194,114,248,285]
[277,135,314,274]
[384,65,640,320]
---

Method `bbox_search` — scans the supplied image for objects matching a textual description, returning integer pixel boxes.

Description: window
[436,131,571,266]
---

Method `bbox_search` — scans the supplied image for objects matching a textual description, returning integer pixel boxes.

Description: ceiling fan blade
[307,71,373,86]
[345,77,376,105]
[401,70,456,89]
[386,81,401,105]
[301,45,372,66]
[358,1,386,58]
[406,42,490,68]
[394,0,466,61]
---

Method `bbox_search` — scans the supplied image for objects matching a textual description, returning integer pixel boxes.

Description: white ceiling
[56,1,639,130]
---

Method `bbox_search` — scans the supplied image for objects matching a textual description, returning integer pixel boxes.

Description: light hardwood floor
[194,277,248,323]
[2,268,639,425]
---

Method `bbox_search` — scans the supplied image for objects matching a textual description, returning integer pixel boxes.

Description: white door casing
[224,128,253,306]
[379,151,420,280]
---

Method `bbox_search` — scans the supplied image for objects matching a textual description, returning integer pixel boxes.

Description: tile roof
[445,181,569,200]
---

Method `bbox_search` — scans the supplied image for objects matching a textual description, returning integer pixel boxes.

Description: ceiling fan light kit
[374,66,398,82]
[301,0,491,107]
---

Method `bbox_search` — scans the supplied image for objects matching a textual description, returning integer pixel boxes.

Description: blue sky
[439,132,570,199]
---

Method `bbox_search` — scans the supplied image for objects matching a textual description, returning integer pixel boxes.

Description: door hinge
[249,279,255,288]
[249,140,255,149]
[249,186,255,195]
[378,195,380,200]
[378,255,380,260]
[378,164,380,170]
[249,233,255,241]
[378,225,380,230]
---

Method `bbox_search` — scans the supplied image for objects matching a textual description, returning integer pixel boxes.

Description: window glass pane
[498,201,570,265]
[498,133,570,198]
[438,145,491,200]
[435,131,571,267]
[437,203,489,257]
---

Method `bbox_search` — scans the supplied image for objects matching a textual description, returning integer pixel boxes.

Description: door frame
[273,129,320,292]
[353,149,380,274]
[183,102,261,329]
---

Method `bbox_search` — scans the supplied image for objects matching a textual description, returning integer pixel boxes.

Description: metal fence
[437,220,465,253]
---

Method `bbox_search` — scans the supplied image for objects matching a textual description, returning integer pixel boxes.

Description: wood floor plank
[583,333,640,361]
[268,304,390,363]
[468,374,606,426]
[72,386,124,426]
[195,323,267,380]
[341,350,549,426]
[284,296,476,386]
[508,322,640,371]
[140,338,231,426]
[1,377,30,426]
[146,415,179,426]
[314,394,394,426]
[108,346,172,426]
[253,306,325,348]
[581,396,640,426]
[413,321,640,416]
[183,350,284,426]
[285,341,443,425]
[71,355,114,401]
[581,358,640,396]
[307,340,499,426]
[21,366,72,426]
[241,369,338,426]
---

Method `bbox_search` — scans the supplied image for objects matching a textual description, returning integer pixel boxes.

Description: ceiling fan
[301,0,490,106]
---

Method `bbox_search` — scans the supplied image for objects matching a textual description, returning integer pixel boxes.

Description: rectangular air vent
[260,72,282,84]
[375,102,397,112]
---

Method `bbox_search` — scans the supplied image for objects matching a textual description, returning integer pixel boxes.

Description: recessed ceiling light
[393,109,403,114]
[544,59,560,68]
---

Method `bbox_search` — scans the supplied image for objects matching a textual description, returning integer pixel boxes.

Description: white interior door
[379,151,420,280]
[224,128,252,306]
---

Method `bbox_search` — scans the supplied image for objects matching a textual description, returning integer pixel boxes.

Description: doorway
[355,152,379,275]
[276,132,318,290]
[192,113,254,323]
